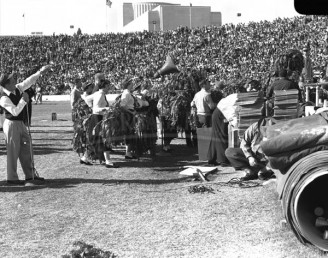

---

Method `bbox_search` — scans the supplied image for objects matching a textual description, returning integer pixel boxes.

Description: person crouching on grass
[0,65,52,186]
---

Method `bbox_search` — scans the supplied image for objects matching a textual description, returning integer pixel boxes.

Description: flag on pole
[106,0,112,8]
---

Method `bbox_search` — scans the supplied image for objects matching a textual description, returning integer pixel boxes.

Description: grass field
[0,101,326,258]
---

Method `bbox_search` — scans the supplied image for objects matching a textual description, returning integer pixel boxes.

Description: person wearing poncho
[70,78,82,114]
[120,77,149,159]
[72,82,94,165]
[85,73,118,168]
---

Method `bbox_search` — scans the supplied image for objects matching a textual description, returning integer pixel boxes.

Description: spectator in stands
[301,44,314,83]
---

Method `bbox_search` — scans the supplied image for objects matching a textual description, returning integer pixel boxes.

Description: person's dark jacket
[23,87,36,126]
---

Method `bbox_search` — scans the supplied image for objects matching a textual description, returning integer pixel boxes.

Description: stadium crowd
[0,15,328,95]
[1,14,328,185]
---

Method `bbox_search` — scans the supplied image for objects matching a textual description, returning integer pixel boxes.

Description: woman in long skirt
[207,107,229,165]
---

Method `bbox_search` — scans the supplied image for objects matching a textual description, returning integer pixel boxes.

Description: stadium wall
[161,6,211,30]
[211,12,222,27]
[122,5,221,32]
[123,10,152,32]
[123,3,135,26]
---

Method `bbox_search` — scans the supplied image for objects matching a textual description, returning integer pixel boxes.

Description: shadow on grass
[31,125,72,128]
[0,177,192,192]
[120,159,207,169]
[31,138,72,141]
[33,148,72,155]
[31,130,73,134]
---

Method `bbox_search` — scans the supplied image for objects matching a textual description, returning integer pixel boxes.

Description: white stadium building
[107,1,222,33]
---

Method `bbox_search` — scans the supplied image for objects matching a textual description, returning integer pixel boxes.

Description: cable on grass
[213,177,261,188]
[114,177,262,193]
[187,178,261,193]
[188,185,215,194]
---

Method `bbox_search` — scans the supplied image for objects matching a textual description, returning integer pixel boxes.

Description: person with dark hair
[225,118,276,181]
[210,81,225,105]
[72,81,94,166]
[70,78,82,121]
[190,78,216,128]
[85,72,118,168]
[120,76,149,159]
[0,65,52,186]
[266,69,301,100]
[157,91,178,153]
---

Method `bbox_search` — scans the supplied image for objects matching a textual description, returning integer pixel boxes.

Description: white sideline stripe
[41,94,120,103]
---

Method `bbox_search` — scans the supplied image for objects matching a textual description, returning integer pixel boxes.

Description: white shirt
[120,89,135,110]
[0,71,41,116]
[85,89,109,115]
[217,93,238,127]
[191,88,215,115]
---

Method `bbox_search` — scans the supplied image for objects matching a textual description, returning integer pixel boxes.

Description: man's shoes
[125,155,137,160]
[105,163,119,168]
[25,176,46,186]
[218,162,230,167]
[163,146,172,152]
[240,169,258,181]
[26,176,45,181]
[80,159,93,165]
[6,180,25,186]
[25,180,45,186]
[208,160,219,166]
[258,168,276,181]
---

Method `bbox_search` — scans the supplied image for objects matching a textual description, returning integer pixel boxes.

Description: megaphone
[154,55,179,78]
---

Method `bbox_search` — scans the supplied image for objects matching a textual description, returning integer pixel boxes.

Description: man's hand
[22,92,29,103]
[39,65,52,75]
[248,156,258,167]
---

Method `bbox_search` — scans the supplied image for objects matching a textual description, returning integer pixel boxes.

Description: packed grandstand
[0,15,327,95]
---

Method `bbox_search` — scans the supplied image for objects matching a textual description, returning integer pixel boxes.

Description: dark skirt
[207,108,229,164]
[162,118,177,146]
[124,111,136,145]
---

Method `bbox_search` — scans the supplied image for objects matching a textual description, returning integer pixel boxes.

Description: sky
[0,0,301,36]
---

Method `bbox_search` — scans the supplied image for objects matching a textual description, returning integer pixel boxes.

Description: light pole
[152,21,156,31]
[0,0,2,35]
[189,4,192,28]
